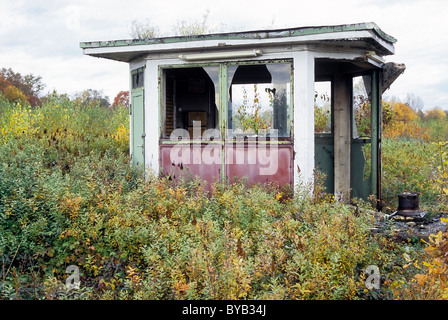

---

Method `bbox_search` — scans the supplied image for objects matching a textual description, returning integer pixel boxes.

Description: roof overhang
[80,22,397,63]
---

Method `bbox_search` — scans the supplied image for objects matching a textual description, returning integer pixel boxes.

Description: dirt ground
[370,211,448,242]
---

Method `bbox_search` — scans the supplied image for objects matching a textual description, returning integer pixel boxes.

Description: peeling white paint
[83,30,394,61]
[292,51,315,189]
[144,59,161,174]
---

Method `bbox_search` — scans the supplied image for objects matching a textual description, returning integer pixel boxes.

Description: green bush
[420,118,448,143]
[381,138,439,209]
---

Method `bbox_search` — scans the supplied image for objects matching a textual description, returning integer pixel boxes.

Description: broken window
[227,62,291,137]
[353,75,372,138]
[314,81,332,133]
[163,66,219,139]
[352,75,372,181]
[132,68,144,89]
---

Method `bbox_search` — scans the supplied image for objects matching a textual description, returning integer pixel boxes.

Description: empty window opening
[163,66,219,138]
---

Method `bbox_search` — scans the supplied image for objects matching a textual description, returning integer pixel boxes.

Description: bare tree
[404,93,424,111]
[74,89,109,107]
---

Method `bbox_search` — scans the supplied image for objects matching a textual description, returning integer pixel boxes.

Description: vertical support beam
[371,69,382,210]
[128,66,133,162]
[333,74,352,201]
[219,63,228,181]
[145,59,160,175]
[292,51,315,189]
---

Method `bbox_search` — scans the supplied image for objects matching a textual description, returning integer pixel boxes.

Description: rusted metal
[377,138,383,211]
[395,192,426,218]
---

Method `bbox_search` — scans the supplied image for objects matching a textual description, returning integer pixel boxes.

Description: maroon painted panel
[159,143,293,188]
[225,144,292,187]
[159,144,222,185]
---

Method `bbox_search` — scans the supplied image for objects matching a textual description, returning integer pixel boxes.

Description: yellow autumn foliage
[0,103,39,141]
[425,107,447,121]
[383,101,430,140]
[2,85,28,103]
[404,227,448,300]
[390,102,419,122]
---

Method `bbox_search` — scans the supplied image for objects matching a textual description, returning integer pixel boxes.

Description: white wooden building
[80,22,405,207]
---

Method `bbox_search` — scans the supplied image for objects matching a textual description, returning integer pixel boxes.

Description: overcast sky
[1,0,447,110]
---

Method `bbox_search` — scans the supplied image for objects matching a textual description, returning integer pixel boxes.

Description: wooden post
[333,74,352,202]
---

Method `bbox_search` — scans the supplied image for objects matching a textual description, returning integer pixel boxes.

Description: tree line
[0,67,129,108]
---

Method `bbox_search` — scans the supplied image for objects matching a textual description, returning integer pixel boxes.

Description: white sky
[1,0,447,110]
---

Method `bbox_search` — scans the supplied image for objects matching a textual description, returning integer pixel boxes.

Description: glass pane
[228,63,291,137]
[353,75,371,138]
[314,81,332,133]
[132,71,144,89]
[352,75,372,183]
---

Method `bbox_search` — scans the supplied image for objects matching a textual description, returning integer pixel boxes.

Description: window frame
[131,67,144,89]
[159,59,294,144]
[225,59,293,142]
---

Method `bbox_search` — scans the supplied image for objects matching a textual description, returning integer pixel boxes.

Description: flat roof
[80,22,397,62]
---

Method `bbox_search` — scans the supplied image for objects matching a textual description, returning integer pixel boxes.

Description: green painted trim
[370,70,380,202]
[225,139,292,144]
[289,64,294,139]
[130,87,145,166]
[158,62,221,139]
[160,62,220,69]
[225,59,293,66]
[131,67,145,75]
[160,139,291,145]
[160,140,224,145]
[224,59,294,137]
[80,22,396,49]
[377,70,383,207]
[158,67,163,138]
[219,64,228,180]
[157,60,294,181]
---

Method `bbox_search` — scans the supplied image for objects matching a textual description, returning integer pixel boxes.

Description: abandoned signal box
[80,22,405,207]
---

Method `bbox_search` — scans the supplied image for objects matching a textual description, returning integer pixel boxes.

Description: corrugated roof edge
[79,22,397,49]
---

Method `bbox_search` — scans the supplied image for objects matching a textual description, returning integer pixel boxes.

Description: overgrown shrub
[381,139,439,209]
[397,217,448,300]
[0,95,432,300]
[0,95,133,298]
